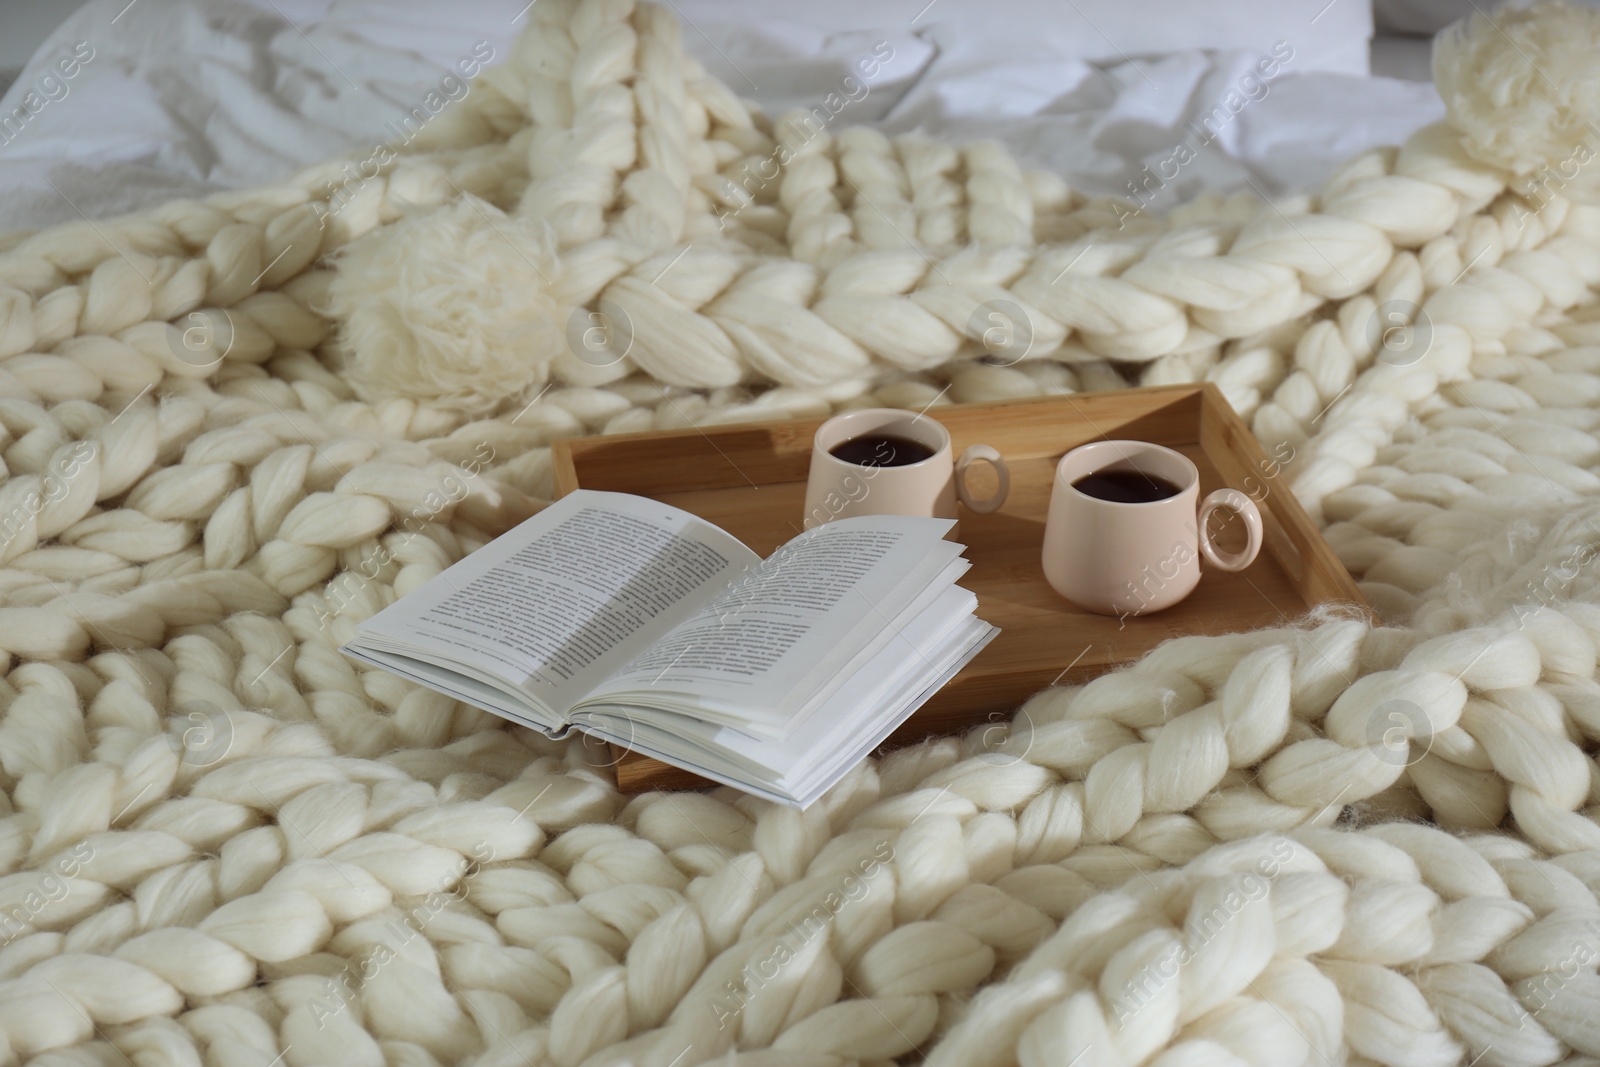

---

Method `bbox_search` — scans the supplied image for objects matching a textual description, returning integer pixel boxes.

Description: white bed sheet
[0,0,1446,235]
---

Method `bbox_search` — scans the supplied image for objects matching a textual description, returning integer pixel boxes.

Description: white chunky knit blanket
[4,0,1600,1063]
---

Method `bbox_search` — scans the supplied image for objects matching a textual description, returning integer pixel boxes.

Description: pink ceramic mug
[1041,440,1262,616]
[802,408,1008,529]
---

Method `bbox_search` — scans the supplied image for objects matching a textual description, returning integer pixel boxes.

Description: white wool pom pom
[1433,0,1600,199]
[327,196,565,412]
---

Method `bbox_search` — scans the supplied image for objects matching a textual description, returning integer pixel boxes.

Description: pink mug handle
[956,444,1009,513]
[1197,489,1262,572]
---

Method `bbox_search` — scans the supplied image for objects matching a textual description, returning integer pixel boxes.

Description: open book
[341,490,998,807]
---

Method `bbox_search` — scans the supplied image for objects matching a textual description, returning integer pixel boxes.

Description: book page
[352,491,760,711]
[578,514,962,730]
[577,591,994,806]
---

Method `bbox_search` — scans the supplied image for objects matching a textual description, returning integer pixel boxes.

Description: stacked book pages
[343,490,997,807]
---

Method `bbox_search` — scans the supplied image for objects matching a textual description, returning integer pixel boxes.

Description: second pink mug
[1042,440,1262,616]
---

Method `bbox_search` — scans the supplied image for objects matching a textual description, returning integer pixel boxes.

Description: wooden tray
[551,383,1369,793]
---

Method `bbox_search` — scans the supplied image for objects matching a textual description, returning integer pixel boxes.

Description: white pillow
[1376,0,1600,35]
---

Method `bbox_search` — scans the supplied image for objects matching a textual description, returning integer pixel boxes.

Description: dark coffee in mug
[1071,469,1182,504]
[828,433,936,467]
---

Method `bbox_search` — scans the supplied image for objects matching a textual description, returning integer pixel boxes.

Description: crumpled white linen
[0,0,1444,234]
